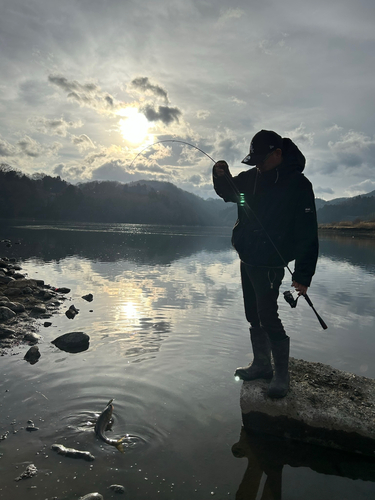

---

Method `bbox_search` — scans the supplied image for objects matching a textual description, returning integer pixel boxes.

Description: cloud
[48,74,119,113]
[0,137,16,157]
[0,135,61,159]
[212,130,243,164]
[315,186,334,195]
[217,8,244,25]
[344,179,375,196]
[197,110,210,120]
[188,174,202,185]
[71,134,96,151]
[140,104,182,125]
[29,116,83,136]
[130,77,169,103]
[91,161,135,182]
[230,96,246,105]
[328,130,375,168]
[285,123,314,145]
[16,136,62,158]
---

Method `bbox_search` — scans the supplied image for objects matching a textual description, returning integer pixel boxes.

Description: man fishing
[213,130,319,398]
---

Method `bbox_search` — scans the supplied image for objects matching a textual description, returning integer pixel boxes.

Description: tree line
[1,164,374,225]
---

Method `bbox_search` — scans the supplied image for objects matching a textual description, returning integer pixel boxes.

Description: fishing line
[129,139,216,168]
[129,140,327,329]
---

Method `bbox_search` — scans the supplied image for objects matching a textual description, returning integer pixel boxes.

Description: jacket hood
[281,137,305,173]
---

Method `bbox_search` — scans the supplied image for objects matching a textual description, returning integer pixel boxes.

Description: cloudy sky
[1,0,374,200]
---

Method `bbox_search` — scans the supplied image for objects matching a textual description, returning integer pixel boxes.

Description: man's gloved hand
[213,160,230,177]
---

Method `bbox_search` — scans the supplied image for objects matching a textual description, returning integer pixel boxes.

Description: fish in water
[94,399,127,452]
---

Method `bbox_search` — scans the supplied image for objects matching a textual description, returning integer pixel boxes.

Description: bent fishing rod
[131,140,327,330]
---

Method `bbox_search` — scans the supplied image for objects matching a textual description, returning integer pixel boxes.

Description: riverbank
[0,255,68,355]
[319,222,375,238]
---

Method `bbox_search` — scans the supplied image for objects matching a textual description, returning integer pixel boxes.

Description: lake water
[0,221,375,499]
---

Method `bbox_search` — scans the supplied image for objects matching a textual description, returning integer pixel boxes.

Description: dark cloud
[91,161,136,183]
[48,75,98,94]
[188,174,202,185]
[48,74,117,112]
[140,104,182,125]
[136,163,167,174]
[131,77,169,103]
[215,136,242,163]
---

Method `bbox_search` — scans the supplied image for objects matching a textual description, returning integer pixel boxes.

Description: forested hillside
[2,164,374,225]
[0,164,235,226]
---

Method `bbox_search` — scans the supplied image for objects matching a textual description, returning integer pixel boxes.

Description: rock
[14,463,38,481]
[79,494,103,500]
[32,304,47,315]
[51,332,89,353]
[82,293,94,302]
[0,301,25,313]
[26,421,39,431]
[109,484,126,494]
[65,304,79,319]
[24,332,41,343]
[0,326,16,338]
[24,346,41,364]
[55,287,71,294]
[0,306,16,321]
[240,358,375,457]
[0,276,14,284]
[23,286,33,295]
[13,273,26,280]
[51,444,95,461]
[44,321,52,327]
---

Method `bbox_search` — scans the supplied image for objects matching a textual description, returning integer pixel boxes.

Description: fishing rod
[129,139,216,168]
[130,139,327,330]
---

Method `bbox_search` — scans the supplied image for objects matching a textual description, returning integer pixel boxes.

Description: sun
[117,107,152,144]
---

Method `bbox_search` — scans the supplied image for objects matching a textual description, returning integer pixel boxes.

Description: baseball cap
[241,130,283,166]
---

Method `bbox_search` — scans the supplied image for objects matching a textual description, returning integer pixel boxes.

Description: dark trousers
[240,261,287,341]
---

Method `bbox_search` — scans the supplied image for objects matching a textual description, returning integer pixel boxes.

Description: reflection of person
[232,428,283,500]
[213,130,318,398]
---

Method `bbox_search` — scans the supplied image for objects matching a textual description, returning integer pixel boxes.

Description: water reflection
[1,222,375,499]
[232,427,375,499]
[1,221,232,265]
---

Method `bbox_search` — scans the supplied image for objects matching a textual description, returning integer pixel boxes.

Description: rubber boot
[268,337,290,398]
[234,327,273,381]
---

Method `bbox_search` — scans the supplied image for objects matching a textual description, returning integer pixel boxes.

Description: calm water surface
[0,221,375,499]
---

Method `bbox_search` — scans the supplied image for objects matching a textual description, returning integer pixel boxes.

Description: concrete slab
[240,357,375,456]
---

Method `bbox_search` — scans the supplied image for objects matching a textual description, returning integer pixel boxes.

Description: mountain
[316,194,375,223]
[0,165,235,226]
[1,164,374,225]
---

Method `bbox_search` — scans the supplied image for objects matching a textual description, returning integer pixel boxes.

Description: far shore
[318,222,375,237]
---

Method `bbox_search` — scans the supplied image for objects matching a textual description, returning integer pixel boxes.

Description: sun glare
[118,107,152,144]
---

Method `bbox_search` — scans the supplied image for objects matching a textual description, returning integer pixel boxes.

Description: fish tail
[115,437,126,453]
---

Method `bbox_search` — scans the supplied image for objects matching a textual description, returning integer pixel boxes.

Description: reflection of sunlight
[121,301,138,319]
[117,107,154,144]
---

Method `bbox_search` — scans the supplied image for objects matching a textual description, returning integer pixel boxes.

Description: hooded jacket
[213,138,318,286]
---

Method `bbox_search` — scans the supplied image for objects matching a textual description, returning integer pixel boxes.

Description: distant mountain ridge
[1,164,374,225]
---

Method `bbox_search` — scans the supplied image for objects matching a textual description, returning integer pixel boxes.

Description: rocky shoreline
[0,255,70,356]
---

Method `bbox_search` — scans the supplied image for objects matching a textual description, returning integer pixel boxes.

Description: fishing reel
[283,290,299,308]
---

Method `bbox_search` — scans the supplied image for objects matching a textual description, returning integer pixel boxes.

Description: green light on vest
[239,193,245,206]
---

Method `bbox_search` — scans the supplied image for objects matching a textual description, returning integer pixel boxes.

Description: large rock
[51,332,90,353]
[0,306,16,321]
[240,358,375,457]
